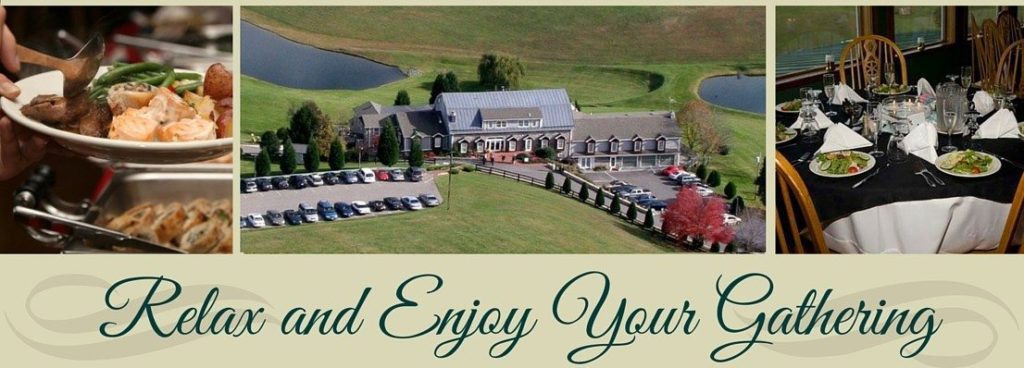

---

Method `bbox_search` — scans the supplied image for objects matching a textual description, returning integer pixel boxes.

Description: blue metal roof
[436,89,575,132]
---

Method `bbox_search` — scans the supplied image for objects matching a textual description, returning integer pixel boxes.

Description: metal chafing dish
[12,164,232,254]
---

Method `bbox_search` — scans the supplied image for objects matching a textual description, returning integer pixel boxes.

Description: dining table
[776,89,1024,253]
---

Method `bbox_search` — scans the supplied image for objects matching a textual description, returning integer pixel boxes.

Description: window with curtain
[777,6,860,76]
[893,6,944,49]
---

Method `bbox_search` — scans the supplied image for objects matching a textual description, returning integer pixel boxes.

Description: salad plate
[936,150,1000,178]
[809,150,875,178]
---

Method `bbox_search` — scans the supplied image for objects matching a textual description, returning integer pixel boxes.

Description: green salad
[779,99,802,112]
[776,123,795,141]
[815,151,870,175]
[874,83,910,95]
[939,150,993,175]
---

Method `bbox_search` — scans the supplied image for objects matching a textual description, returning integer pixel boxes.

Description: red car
[375,169,391,181]
[661,165,681,176]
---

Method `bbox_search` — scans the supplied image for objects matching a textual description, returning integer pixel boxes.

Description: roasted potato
[203,63,233,101]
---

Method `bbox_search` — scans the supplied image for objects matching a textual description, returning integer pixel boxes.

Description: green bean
[94,62,164,86]
[159,68,176,87]
[173,72,202,81]
[174,81,203,94]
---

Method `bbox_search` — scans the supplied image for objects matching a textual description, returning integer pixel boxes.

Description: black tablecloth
[776,95,1024,223]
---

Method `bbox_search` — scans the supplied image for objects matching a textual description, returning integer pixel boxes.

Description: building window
[433,136,442,149]
[657,139,666,152]
[524,138,532,151]
[610,141,619,153]
[969,6,999,23]
[541,138,549,148]
[586,141,596,154]
[460,142,468,154]
[508,140,517,152]
[894,7,944,50]
[556,138,565,150]
[633,139,643,152]
[776,6,860,76]
[405,138,411,151]
[476,141,484,152]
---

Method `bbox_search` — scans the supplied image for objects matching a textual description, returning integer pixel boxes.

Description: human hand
[0,7,20,99]
[0,116,47,181]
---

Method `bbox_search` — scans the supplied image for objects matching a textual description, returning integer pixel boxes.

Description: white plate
[872,86,912,96]
[809,151,876,178]
[775,100,801,114]
[935,151,1001,178]
[1018,122,1024,142]
[776,128,797,145]
[0,67,232,164]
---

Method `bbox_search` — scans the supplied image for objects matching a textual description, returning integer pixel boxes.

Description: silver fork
[793,152,812,165]
[923,167,945,186]
[912,161,936,187]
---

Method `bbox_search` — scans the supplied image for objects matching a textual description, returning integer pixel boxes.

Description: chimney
[448,111,457,123]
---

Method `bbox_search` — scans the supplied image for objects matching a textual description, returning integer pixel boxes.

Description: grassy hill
[241,172,679,253]
[239,6,766,203]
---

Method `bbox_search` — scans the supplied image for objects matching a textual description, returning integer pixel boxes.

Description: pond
[697,74,766,114]
[240,21,406,90]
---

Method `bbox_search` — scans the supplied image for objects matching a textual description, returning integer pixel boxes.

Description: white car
[696,187,715,197]
[621,187,652,198]
[308,173,324,187]
[351,201,371,215]
[357,168,376,183]
[668,170,696,180]
[246,213,266,228]
[722,214,742,225]
[401,196,424,210]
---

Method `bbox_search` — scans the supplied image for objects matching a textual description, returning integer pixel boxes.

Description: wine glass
[866,103,885,157]
[867,74,882,101]
[960,66,973,89]
[1000,82,1017,111]
[940,98,959,153]
[823,74,837,117]
[965,101,981,150]
[889,106,910,163]
[799,104,820,144]
[884,64,896,86]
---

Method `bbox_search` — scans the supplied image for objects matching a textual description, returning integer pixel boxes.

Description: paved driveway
[241,174,441,215]
[584,169,684,202]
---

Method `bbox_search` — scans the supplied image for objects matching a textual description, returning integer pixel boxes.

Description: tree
[378,121,400,167]
[545,172,555,190]
[707,170,721,187]
[662,187,734,249]
[304,139,320,173]
[478,53,526,90]
[595,190,606,208]
[280,139,297,174]
[732,209,766,253]
[534,147,555,160]
[627,202,638,222]
[259,131,280,161]
[561,177,572,195]
[394,90,411,106]
[276,127,291,142]
[643,208,655,229]
[730,196,746,215]
[609,194,621,214]
[574,99,581,112]
[429,74,445,104]
[724,182,737,199]
[677,100,724,164]
[255,149,272,177]
[409,139,425,167]
[329,138,345,170]
[288,101,325,144]
[695,164,708,181]
[579,185,589,203]
[443,71,461,92]
[755,163,766,204]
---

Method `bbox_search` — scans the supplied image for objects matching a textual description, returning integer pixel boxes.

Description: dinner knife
[852,161,889,188]
[986,152,1024,171]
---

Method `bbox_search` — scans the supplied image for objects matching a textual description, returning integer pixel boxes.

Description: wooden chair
[997,173,1024,254]
[838,35,907,90]
[996,39,1024,96]
[776,151,829,254]
[997,10,1023,47]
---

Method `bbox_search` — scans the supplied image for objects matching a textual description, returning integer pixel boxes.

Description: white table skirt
[824,197,1011,254]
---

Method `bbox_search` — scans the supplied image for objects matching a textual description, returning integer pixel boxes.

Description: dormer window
[540,138,549,148]
[656,137,666,152]
[633,138,643,152]
[586,141,596,154]
[448,111,457,122]
[609,138,620,153]
[433,136,442,149]
[556,137,565,150]
[476,141,484,152]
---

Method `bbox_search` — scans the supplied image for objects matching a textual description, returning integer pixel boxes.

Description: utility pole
[447,134,454,211]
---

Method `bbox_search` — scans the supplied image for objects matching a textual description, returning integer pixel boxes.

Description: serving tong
[15,34,104,98]
[12,166,184,253]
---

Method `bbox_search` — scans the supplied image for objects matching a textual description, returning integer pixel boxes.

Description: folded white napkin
[974,108,1019,139]
[908,112,929,127]
[789,108,835,130]
[816,123,871,154]
[916,78,935,103]
[830,83,867,104]
[902,123,938,164]
[973,91,996,115]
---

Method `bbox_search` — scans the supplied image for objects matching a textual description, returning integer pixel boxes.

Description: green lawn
[240,6,766,204]
[241,172,679,253]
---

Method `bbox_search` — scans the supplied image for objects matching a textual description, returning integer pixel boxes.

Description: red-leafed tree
[662,187,734,249]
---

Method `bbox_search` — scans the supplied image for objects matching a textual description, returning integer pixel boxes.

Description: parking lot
[241,172,442,218]
[584,169,683,202]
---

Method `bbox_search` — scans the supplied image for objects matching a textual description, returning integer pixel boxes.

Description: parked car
[246,213,266,228]
[630,193,657,203]
[298,203,319,223]
[401,196,424,210]
[603,180,632,190]
[333,202,355,218]
[389,169,406,181]
[646,200,669,211]
[669,170,696,181]
[407,167,425,182]
[317,200,339,220]
[696,187,715,197]
[308,173,325,187]
[341,170,359,184]
[256,178,273,191]
[677,176,702,185]
[374,169,390,182]
[368,200,388,212]
[241,179,257,193]
[383,197,403,210]
[619,187,652,198]
[661,165,681,176]
[322,172,340,185]
[271,176,290,190]
[351,201,371,215]
[264,210,285,226]
[289,175,309,189]
[239,216,248,228]
[283,210,303,225]
[418,193,441,207]
[357,168,376,183]
[722,213,742,225]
